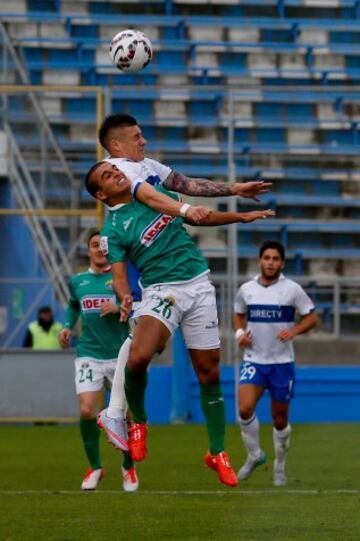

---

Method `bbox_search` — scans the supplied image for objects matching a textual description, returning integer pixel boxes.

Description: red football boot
[205,451,238,487]
[128,421,148,462]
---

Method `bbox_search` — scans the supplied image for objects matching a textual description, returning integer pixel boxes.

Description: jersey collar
[255,273,285,287]
[88,266,111,274]
[107,203,126,211]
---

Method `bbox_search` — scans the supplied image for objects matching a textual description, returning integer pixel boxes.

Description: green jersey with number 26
[100,185,209,289]
[64,269,129,360]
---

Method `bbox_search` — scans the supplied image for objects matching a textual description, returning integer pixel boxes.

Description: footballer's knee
[190,349,220,385]
[239,404,255,420]
[196,363,220,385]
[80,404,96,419]
[127,342,152,373]
[272,411,288,430]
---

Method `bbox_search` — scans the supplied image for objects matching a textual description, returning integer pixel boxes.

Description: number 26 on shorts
[151,297,173,319]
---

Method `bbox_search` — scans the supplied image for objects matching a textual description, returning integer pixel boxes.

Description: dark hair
[87,230,101,246]
[259,240,285,260]
[98,113,138,150]
[38,306,52,315]
[85,161,105,198]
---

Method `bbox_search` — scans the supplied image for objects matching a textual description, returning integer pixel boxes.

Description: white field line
[0,489,359,496]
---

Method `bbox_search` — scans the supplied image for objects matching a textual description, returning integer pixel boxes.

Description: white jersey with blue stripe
[105,157,172,196]
[234,274,315,365]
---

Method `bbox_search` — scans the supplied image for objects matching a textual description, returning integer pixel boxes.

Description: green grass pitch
[1,423,360,540]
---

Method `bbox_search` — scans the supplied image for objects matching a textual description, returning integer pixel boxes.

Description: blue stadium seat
[2,0,360,276]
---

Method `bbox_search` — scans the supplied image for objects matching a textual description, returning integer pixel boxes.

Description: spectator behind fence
[23,306,62,349]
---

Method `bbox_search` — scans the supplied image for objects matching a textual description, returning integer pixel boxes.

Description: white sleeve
[293,283,315,315]
[105,158,144,195]
[145,158,172,183]
[234,287,247,314]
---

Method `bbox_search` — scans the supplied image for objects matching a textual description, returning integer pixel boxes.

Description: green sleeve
[63,279,80,329]
[100,228,128,265]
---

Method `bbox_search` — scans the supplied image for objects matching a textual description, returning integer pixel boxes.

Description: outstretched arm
[163,171,272,201]
[185,208,275,226]
[135,181,211,223]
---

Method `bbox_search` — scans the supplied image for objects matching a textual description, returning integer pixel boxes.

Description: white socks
[273,424,291,465]
[107,337,132,419]
[240,416,291,466]
[239,414,261,459]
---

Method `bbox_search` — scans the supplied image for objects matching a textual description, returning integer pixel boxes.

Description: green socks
[124,365,148,424]
[79,418,101,470]
[200,383,225,456]
[122,453,134,471]
[79,417,135,472]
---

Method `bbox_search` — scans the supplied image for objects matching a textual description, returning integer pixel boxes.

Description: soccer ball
[109,29,153,73]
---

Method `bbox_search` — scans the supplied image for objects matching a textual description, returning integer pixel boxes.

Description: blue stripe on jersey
[247,304,295,323]
[146,175,162,186]
[133,175,162,200]
[133,182,141,200]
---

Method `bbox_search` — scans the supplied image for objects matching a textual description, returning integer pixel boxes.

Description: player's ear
[95,189,107,202]
[110,138,122,152]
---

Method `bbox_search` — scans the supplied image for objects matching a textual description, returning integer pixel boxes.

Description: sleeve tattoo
[163,170,234,197]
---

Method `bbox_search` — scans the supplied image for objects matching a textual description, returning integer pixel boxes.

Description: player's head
[87,230,108,268]
[85,161,132,205]
[258,240,285,281]
[98,113,146,161]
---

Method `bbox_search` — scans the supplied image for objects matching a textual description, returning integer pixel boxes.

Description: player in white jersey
[233,241,318,486]
[99,113,272,204]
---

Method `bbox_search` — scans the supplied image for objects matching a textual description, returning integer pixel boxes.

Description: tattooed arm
[163,171,272,201]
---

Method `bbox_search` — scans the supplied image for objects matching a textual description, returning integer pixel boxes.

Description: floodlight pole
[227,94,239,354]
[227,93,240,422]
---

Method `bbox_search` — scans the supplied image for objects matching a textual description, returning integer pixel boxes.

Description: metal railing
[1,275,360,351]
[6,125,70,304]
[0,22,105,275]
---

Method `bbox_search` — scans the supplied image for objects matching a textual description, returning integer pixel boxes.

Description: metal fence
[1,275,360,351]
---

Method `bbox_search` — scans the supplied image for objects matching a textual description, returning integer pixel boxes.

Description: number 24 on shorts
[239,362,257,382]
[78,367,93,384]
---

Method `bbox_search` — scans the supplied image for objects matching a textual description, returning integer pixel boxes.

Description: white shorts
[134,274,220,350]
[74,357,117,395]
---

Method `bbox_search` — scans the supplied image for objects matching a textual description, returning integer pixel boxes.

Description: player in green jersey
[85,161,274,488]
[58,231,138,492]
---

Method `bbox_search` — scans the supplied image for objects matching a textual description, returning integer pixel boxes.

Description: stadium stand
[1,0,360,344]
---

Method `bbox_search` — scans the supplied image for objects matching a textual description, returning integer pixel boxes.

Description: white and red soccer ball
[109,29,153,73]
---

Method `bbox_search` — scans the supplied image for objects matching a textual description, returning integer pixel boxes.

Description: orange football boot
[128,421,148,462]
[205,451,238,487]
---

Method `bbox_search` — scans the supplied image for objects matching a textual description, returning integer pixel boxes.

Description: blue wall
[144,365,360,424]
[0,179,63,347]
